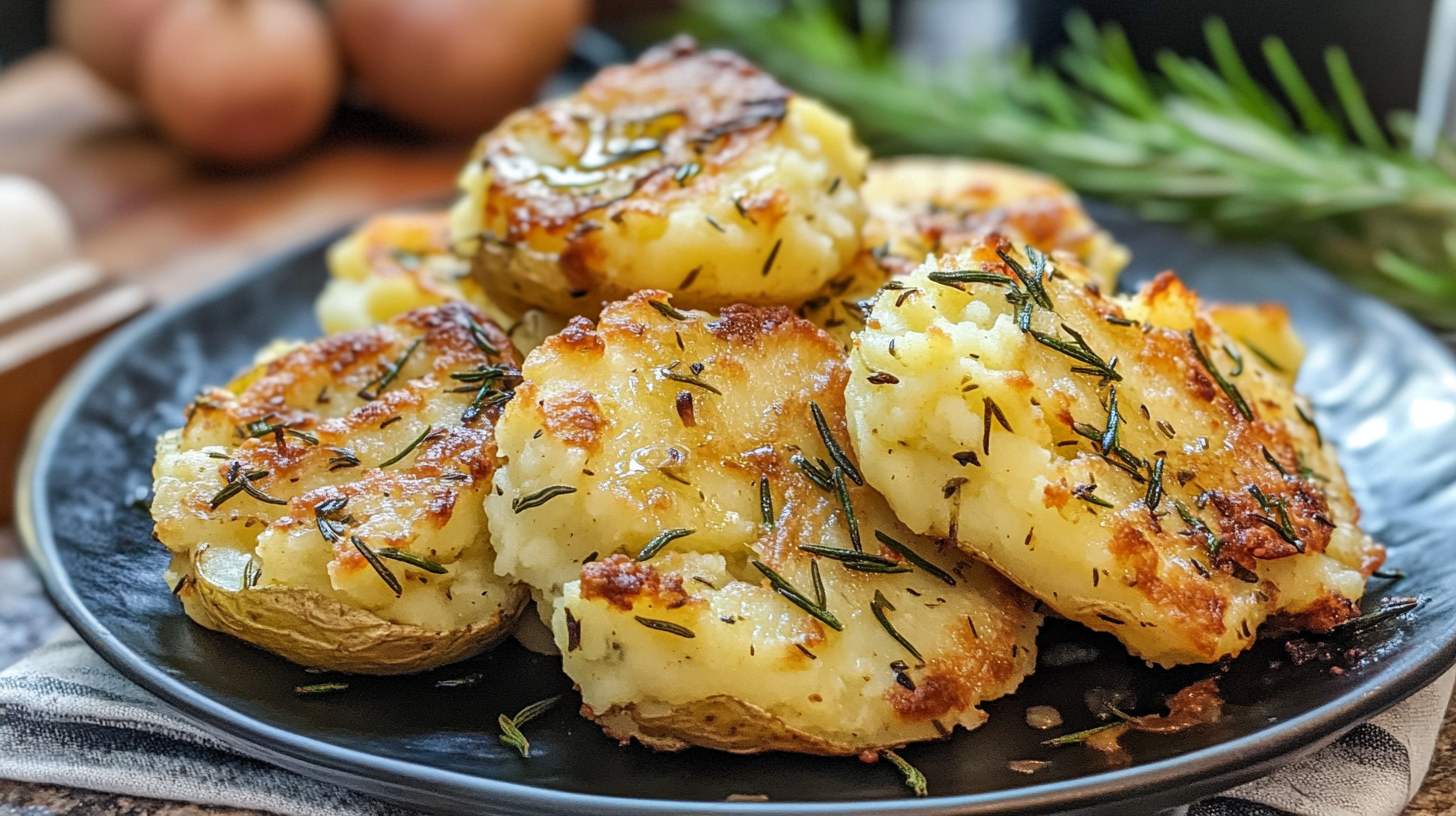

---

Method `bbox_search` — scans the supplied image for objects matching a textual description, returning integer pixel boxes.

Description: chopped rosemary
[874,531,956,585]
[1373,568,1405,580]
[377,547,448,574]
[512,485,577,513]
[792,454,834,491]
[1295,402,1323,446]
[378,425,436,467]
[1224,343,1245,376]
[1032,324,1121,382]
[1145,456,1165,511]
[881,750,928,797]
[462,386,513,423]
[1042,720,1126,747]
[1100,385,1123,454]
[350,535,402,597]
[649,299,688,320]
[210,469,284,509]
[634,616,696,638]
[752,560,843,631]
[1188,330,1253,421]
[242,557,260,589]
[997,246,1052,309]
[435,673,482,689]
[661,364,722,395]
[1241,336,1285,372]
[294,682,348,696]
[1074,484,1114,508]
[762,238,782,276]
[636,528,696,561]
[325,447,360,471]
[1335,596,1423,633]
[498,695,561,758]
[1262,446,1290,477]
[871,590,923,662]
[673,161,701,185]
[314,497,348,543]
[358,338,422,400]
[1174,500,1224,559]
[464,314,500,357]
[810,401,863,485]
[800,545,910,574]
[760,475,774,527]
[832,466,862,552]
[926,269,1014,288]
[982,396,1012,455]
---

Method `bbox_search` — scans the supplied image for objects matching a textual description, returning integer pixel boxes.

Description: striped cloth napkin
[1,620,1451,816]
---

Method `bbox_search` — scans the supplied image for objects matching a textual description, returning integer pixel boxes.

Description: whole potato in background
[139,0,342,166]
[329,0,589,137]
[50,0,176,93]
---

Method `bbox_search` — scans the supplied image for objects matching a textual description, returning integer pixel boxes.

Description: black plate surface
[18,205,1456,815]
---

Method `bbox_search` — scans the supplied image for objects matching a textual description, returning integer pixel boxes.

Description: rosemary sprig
[752,560,843,631]
[636,528,696,561]
[464,314,500,357]
[358,339,422,400]
[634,616,697,638]
[1335,596,1423,633]
[874,530,955,585]
[1174,499,1224,560]
[1188,330,1254,421]
[1041,720,1127,747]
[498,695,561,758]
[314,497,348,543]
[811,401,863,485]
[350,535,402,597]
[687,1,1456,330]
[881,750,928,797]
[377,548,448,574]
[512,485,577,513]
[871,590,924,663]
[210,468,284,509]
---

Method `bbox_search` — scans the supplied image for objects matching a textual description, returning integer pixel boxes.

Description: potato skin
[846,238,1382,667]
[488,292,1040,754]
[152,303,528,674]
[452,36,868,317]
[316,209,566,354]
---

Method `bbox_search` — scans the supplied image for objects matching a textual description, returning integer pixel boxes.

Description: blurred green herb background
[687,0,1456,328]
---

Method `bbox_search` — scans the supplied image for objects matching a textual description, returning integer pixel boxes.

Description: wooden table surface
[1,49,1454,816]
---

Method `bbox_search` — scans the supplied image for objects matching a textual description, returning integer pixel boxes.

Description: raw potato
[801,158,1131,349]
[451,36,868,318]
[488,292,1041,754]
[846,239,1383,667]
[315,210,565,354]
[152,303,528,673]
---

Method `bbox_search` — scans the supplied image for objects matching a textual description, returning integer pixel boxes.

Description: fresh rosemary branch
[688,0,1456,327]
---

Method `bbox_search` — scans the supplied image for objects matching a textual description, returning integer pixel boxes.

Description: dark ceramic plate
[18,205,1456,815]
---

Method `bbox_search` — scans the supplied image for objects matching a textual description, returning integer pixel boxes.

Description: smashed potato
[846,241,1382,667]
[152,303,529,674]
[316,210,564,355]
[487,292,1040,754]
[451,36,868,317]
[861,158,1128,293]
[801,158,1130,349]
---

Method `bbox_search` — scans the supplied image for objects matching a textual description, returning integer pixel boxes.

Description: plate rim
[17,231,1456,815]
